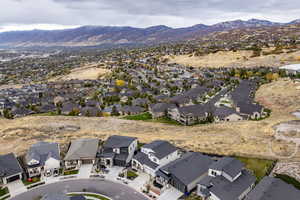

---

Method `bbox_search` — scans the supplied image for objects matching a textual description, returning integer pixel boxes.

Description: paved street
[10,179,149,200]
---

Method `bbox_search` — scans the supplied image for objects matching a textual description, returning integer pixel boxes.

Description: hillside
[0,18,299,47]
[1,79,300,162]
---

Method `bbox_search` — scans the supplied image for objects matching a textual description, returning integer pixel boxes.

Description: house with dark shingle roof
[155,152,214,194]
[213,106,243,122]
[168,104,209,125]
[246,176,300,200]
[132,140,180,177]
[64,138,99,170]
[25,142,60,178]
[197,157,256,200]
[0,153,23,185]
[149,103,176,118]
[98,135,138,168]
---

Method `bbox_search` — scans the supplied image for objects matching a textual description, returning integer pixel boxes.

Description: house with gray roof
[64,138,99,170]
[149,103,176,118]
[132,140,180,177]
[25,142,60,178]
[168,104,209,125]
[155,152,214,194]
[197,157,256,200]
[98,135,138,168]
[0,153,23,185]
[213,106,243,122]
[246,176,300,200]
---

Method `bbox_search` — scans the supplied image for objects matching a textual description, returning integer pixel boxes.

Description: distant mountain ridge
[0,18,299,47]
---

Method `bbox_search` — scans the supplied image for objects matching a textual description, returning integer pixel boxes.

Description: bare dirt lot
[0,79,300,162]
[166,49,300,68]
[50,62,110,81]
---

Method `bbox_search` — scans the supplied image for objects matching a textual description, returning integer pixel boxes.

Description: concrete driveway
[78,164,93,178]
[10,179,149,200]
[128,173,150,191]
[157,186,183,200]
[7,180,27,197]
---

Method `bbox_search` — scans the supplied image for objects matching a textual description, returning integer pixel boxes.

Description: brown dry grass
[49,62,110,81]
[166,49,300,68]
[1,79,300,162]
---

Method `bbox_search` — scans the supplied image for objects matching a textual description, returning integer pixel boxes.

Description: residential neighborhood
[0,135,299,200]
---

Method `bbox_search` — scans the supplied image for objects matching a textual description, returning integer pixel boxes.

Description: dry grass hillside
[0,79,300,161]
[166,49,300,68]
[49,62,110,81]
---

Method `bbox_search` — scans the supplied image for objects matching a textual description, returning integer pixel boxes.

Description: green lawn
[275,174,300,190]
[123,112,182,125]
[122,112,152,120]
[0,187,8,197]
[127,170,138,180]
[63,170,79,176]
[68,193,110,200]
[236,156,276,183]
[22,177,41,186]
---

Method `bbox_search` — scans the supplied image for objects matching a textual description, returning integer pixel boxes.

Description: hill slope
[0,18,298,47]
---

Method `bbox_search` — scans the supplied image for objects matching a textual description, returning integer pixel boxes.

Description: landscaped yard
[68,193,110,200]
[123,112,182,125]
[126,170,139,180]
[22,177,41,186]
[63,169,79,176]
[275,174,300,190]
[236,156,276,182]
[0,187,8,197]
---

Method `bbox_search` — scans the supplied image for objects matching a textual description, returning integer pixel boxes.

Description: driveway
[105,166,124,181]
[157,186,183,200]
[128,173,150,191]
[10,179,149,200]
[78,164,93,178]
[7,180,27,197]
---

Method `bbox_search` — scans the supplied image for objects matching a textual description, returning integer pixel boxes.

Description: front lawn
[275,174,300,190]
[22,177,41,186]
[68,193,110,200]
[63,170,79,176]
[236,156,276,183]
[122,112,152,120]
[0,187,8,197]
[122,112,182,125]
[126,170,138,180]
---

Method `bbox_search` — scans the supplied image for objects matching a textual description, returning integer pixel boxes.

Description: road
[10,179,149,200]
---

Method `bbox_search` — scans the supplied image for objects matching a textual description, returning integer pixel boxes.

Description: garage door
[82,159,93,164]
[7,175,20,183]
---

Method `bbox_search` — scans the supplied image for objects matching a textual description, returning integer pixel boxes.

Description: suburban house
[98,135,138,168]
[168,104,209,125]
[132,140,180,176]
[246,176,300,200]
[155,152,214,194]
[235,102,264,120]
[197,157,256,200]
[25,142,61,178]
[213,106,243,122]
[64,138,99,170]
[0,153,23,185]
[149,103,176,118]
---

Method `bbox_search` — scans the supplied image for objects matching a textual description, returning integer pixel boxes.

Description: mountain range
[0,18,299,47]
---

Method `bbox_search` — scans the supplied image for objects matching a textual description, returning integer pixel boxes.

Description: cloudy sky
[1,0,300,32]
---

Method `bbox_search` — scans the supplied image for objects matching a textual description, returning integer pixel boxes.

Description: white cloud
[0,0,300,31]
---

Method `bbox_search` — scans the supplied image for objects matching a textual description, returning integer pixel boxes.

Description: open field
[49,62,110,81]
[0,79,300,163]
[166,49,300,68]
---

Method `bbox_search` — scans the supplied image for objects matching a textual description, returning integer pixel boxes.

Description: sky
[1,0,300,32]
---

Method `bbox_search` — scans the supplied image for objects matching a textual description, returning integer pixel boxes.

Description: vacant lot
[0,79,300,163]
[166,49,300,68]
[50,62,110,81]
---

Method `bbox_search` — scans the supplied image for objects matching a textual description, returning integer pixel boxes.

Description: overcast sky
[1,0,300,32]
